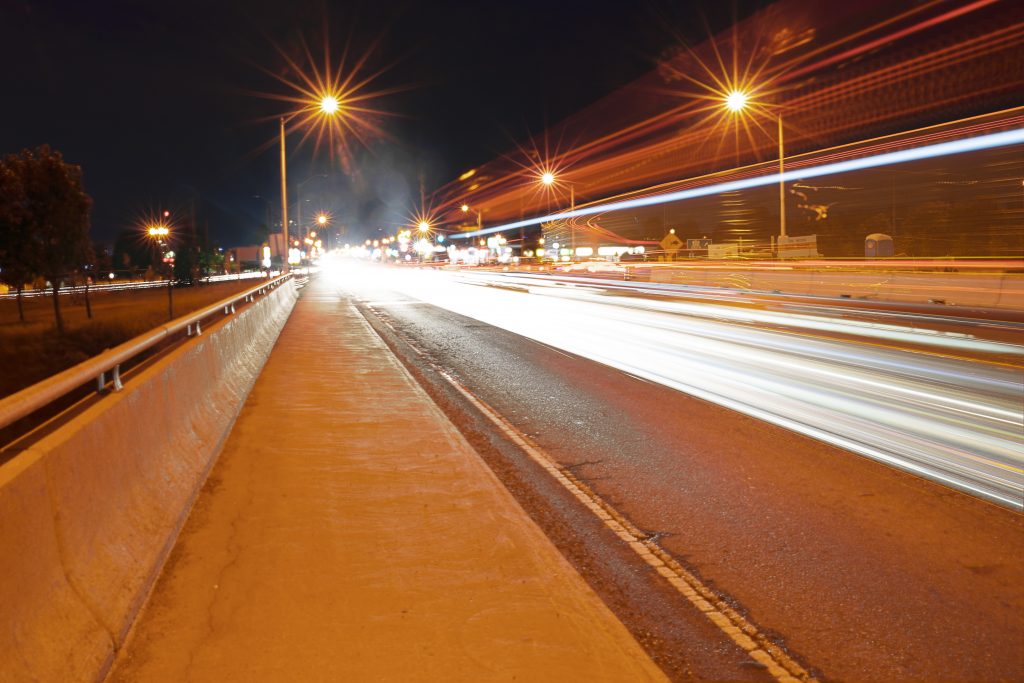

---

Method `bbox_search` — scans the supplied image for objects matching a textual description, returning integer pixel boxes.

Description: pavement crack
[563,458,605,473]
[181,451,257,682]
[640,529,672,544]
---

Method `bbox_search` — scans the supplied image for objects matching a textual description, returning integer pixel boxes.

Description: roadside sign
[659,233,683,254]
[686,238,712,250]
[777,234,819,258]
[708,243,738,259]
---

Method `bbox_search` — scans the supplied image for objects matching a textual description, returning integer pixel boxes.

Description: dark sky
[0,0,760,245]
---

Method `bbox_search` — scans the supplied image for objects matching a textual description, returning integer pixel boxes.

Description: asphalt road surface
[331,263,1023,682]
[361,266,1024,509]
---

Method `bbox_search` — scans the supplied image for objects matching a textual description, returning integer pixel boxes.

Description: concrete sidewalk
[109,277,665,682]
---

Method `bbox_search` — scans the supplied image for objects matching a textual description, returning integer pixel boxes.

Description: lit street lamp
[460,203,483,229]
[540,171,577,256]
[279,99,342,272]
[145,223,174,319]
[724,89,787,239]
[724,90,748,113]
[320,95,340,115]
[296,173,328,236]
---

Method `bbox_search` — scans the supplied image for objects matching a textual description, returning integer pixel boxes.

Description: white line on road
[365,303,816,682]
[441,372,815,683]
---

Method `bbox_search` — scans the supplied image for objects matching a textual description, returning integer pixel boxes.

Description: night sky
[0,0,760,245]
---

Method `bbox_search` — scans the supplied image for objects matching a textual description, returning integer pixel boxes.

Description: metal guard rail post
[0,273,293,432]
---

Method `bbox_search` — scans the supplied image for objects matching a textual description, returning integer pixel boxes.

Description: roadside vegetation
[0,280,255,398]
[0,144,260,400]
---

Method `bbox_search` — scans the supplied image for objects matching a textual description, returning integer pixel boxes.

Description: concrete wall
[0,280,297,683]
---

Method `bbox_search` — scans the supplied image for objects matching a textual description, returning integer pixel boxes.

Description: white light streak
[337,264,1024,510]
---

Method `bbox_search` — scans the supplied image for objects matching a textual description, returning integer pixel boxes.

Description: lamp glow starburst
[320,95,340,115]
[725,90,749,112]
[252,29,405,165]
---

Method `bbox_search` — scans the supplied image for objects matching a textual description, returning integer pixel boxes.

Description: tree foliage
[0,160,33,320]
[0,146,92,332]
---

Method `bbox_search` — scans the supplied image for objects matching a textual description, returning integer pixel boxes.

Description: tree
[173,241,198,283]
[4,146,92,333]
[198,246,225,277]
[0,160,33,321]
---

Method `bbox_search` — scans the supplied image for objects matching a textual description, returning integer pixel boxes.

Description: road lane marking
[438,371,816,683]
[527,337,576,360]
[363,301,816,681]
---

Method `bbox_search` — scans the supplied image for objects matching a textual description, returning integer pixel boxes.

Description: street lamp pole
[570,183,576,255]
[279,117,289,273]
[147,225,173,319]
[777,114,786,239]
[276,98,341,272]
[461,204,484,230]
[540,172,579,259]
[724,91,786,244]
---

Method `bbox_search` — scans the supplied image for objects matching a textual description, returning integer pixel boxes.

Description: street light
[538,171,576,213]
[460,203,483,229]
[296,173,327,235]
[145,223,173,319]
[539,171,577,256]
[279,98,342,272]
[320,95,340,114]
[725,90,749,113]
[723,89,787,240]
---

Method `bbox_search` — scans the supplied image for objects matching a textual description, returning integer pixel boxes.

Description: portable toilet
[865,233,893,257]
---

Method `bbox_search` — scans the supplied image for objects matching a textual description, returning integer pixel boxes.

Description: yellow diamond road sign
[659,233,683,253]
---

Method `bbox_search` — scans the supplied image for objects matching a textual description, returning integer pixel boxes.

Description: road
[354,266,1024,508]
[330,262,1023,681]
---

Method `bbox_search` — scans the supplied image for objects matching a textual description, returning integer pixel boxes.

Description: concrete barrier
[647,264,1023,310]
[0,280,296,683]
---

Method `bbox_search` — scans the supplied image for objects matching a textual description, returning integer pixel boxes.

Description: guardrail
[0,270,274,300]
[0,273,293,432]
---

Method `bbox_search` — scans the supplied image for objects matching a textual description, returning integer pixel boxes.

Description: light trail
[471,272,1022,357]
[452,127,1024,239]
[779,0,1003,82]
[329,262,1024,510]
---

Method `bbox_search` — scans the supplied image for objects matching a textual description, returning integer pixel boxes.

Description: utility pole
[778,114,787,239]
[279,117,289,273]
